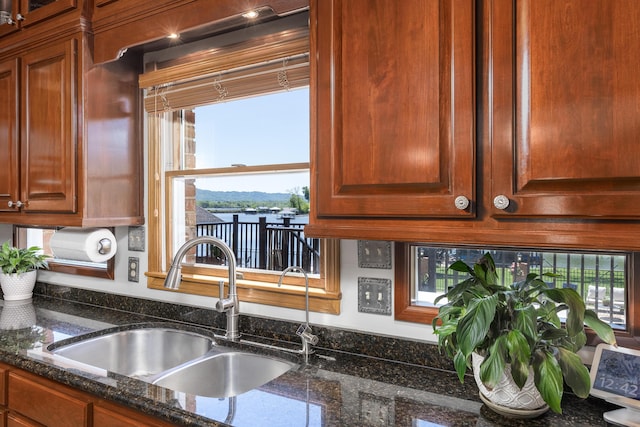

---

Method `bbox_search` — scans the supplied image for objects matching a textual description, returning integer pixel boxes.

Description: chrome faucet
[164,236,240,341]
[278,266,318,356]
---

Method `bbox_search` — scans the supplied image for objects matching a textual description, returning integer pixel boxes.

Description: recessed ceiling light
[167,33,180,40]
[242,10,259,19]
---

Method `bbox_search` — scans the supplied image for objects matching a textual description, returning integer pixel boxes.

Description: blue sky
[193,88,310,194]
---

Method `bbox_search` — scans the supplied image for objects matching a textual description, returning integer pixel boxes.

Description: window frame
[144,85,340,314]
[394,242,640,348]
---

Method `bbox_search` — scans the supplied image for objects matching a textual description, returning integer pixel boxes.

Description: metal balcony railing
[194,215,320,274]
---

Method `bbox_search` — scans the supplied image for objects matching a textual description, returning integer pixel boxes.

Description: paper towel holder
[98,238,112,255]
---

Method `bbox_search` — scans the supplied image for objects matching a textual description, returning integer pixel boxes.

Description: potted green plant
[433,252,616,416]
[0,242,49,301]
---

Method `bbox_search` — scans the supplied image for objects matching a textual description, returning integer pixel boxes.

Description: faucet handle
[215,280,235,312]
[218,280,225,300]
[296,324,319,346]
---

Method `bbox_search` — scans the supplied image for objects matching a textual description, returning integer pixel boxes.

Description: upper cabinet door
[312,0,475,218]
[0,59,19,212]
[489,0,640,219]
[20,39,77,213]
[17,0,77,27]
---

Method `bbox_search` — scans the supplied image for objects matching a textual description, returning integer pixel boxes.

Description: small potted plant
[433,252,616,416]
[0,242,49,301]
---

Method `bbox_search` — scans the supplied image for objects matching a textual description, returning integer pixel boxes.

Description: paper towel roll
[50,228,117,263]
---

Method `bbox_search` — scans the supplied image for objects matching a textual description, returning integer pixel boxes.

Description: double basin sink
[47,326,297,398]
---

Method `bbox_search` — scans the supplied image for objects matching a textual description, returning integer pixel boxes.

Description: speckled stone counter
[0,285,616,426]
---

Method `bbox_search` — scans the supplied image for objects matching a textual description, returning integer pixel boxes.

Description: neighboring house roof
[196,206,224,224]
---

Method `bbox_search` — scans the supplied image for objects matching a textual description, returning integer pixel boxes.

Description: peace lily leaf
[572,330,587,351]
[533,350,564,414]
[473,263,487,283]
[544,288,585,337]
[540,327,568,341]
[514,306,537,344]
[557,347,591,398]
[449,260,474,274]
[584,310,617,345]
[480,337,507,389]
[506,330,531,388]
[454,350,468,383]
[456,294,497,357]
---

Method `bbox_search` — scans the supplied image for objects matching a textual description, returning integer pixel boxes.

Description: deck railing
[195,215,320,274]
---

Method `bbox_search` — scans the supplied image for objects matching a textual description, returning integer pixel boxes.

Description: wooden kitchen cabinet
[307,0,640,248]
[8,370,91,427]
[0,31,144,227]
[0,59,18,217]
[488,0,640,219]
[310,0,475,219]
[0,363,174,427]
[0,0,78,37]
[93,401,174,427]
[17,38,77,214]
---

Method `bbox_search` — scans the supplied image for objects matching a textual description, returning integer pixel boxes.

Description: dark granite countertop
[0,287,616,426]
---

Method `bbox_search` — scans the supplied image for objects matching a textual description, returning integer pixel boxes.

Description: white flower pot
[472,352,548,416]
[0,270,38,301]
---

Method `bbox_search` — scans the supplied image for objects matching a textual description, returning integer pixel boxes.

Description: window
[143,13,340,314]
[395,244,640,346]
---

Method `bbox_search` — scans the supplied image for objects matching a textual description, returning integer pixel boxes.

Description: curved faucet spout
[164,236,240,341]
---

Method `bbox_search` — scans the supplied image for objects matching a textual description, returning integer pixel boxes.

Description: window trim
[394,242,640,348]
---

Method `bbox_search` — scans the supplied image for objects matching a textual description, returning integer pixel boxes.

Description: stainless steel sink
[49,326,297,397]
[50,328,214,379]
[152,351,296,398]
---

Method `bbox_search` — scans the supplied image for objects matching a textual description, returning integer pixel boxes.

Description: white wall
[7,223,435,343]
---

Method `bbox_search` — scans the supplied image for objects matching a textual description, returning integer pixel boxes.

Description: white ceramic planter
[472,352,548,415]
[0,270,37,301]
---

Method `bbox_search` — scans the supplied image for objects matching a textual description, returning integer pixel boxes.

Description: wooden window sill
[146,272,341,315]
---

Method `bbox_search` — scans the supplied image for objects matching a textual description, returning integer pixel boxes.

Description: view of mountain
[196,189,291,203]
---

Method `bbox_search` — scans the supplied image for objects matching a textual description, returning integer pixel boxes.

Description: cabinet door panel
[8,372,90,427]
[94,404,174,427]
[17,0,77,27]
[312,0,475,218]
[490,0,640,218]
[20,39,77,213]
[0,59,19,212]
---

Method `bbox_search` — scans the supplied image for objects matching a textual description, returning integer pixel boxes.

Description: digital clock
[590,343,640,427]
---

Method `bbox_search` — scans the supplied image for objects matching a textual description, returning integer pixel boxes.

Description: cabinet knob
[493,195,510,210]
[15,13,24,21]
[7,200,23,208]
[454,195,470,210]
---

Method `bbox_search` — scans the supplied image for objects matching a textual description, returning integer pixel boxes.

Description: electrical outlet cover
[128,257,139,282]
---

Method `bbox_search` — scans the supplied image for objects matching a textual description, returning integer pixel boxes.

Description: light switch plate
[357,241,392,269]
[358,277,392,315]
[128,226,145,252]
